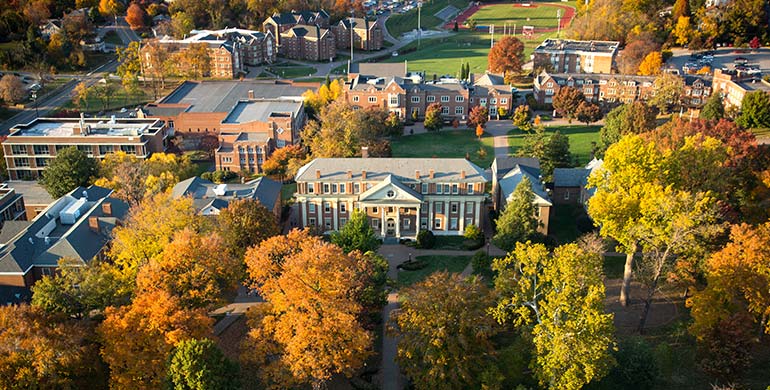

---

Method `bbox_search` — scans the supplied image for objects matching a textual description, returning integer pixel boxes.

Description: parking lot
[666,47,770,75]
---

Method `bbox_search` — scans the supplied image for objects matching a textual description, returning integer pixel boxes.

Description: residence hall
[532,39,620,74]
[712,67,770,109]
[344,63,516,121]
[294,158,489,238]
[553,158,604,210]
[334,17,384,51]
[2,117,169,181]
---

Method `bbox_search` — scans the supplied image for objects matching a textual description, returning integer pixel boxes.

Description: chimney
[88,216,99,233]
[429,169,435,179]
[460,170,466,179]
[315,169,321,179]
[361,146,369,158]
[102,202,112,216]
[362,170,367,179]
[347,170,353,179]
[415,170,420,179]
[248,90,254,99]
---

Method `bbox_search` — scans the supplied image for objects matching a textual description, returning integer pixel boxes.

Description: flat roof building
[2,117,170,180]
[533,39,620,74]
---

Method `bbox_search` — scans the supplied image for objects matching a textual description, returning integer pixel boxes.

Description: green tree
[491,242,615,390]
[493,176,539,252]
[388,272,500,390]
[217,198,279,259]
[512,104,532,131]
[167,338,240,390]
[39,147,97,198]
[330,209,380,254]
[599,102,657,151]
[517,127,572,181]
[171,11,195,38]
[736,90,770,129]
[301,100,393,157]
[424,102,443,132]
[700,92,725,121]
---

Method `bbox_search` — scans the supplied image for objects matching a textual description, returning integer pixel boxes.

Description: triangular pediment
[359,175,422,203]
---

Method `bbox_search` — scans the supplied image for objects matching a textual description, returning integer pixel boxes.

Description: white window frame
[421,183,428,193]
[368,96,377,103]
[324,202,331,213]
[440,95,450,102]
[353,95,360,102]
[340,203,347,213]
[455,95,464,102]
[411,96,420,103]
[309,203,316,213]
[426,95,436,102]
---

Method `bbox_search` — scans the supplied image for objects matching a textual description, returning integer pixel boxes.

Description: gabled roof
[282,24,329,39]
[359,175,422,203]
[499,165,552,207]
[296,158,489,183]
[171,176,282,214]
[474,73,505,86]
[553,168,589,188]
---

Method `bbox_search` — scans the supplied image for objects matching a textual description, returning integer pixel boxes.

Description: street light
[30,91,38,118]
[417,1,422,50]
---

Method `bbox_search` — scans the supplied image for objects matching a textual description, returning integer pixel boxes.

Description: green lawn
[397,255,471,287]
[391,129,495,168]
[469,3,565,28]
[62,84,155,113]
[508,124,600,165]
[267,66,316,79]
[385,0,468,37]
[432,235,468,250]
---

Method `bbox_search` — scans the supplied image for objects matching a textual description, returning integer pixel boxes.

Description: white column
[459,200,465,233]
[332,199,338,230]
[301,200,308,227]
[380,206,385,236]
[427,201,433,232]
[395,207,401,238]
[415,204,421,236]
[475,200,481,226]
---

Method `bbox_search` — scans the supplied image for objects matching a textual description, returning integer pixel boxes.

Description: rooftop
[296,158,489,183]
[171,176,282,215]
[222,100,303,124]
[8,117,163,138]
[158,80,313,113]
[6,181,53,206]
[534,39,620,54]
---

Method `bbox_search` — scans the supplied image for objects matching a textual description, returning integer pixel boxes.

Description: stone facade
[294,158,489,238]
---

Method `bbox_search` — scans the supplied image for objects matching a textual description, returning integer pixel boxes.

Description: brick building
[533,39,619,74]
[3,117,169,180]
[334,17,384,51]
[553,158,603,209]
[294,158,489,238]
[712,68,770,109]
[263,10,330,46]
[279,24,336,61]
[533,71,712,108]
[0,183,26,226]
[215,100,305,173]
[142,28,276,79]
[344,63,515,121]
[0,185,128,293]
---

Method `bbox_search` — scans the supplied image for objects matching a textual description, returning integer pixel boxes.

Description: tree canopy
[488,36,525,75]
[167,338,240,390]
[330,209,380,254]
[493,176,540,251]
[39,147,98,198]
[737,90,770,129]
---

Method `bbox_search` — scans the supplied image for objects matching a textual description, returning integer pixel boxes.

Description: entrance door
[386,218,396,236]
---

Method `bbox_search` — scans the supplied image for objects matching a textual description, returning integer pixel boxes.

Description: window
[14,158,29,167]
[421,183,428,193]
[120,145,136,154]
[451,184,458,194]
[35,158,48,167]
[479,98,487,105]
[466,202,474,214]
[339,184,345,194]
[443,184,450,193]
[427,95,436,102]
[308,183,315,193]
[340,203,347,213]
[411,107,419,117]
[434,202,443,213]
[467,184,474,195]
[434,218,442,229]
[324,218,332,229]
[222,157,232,163]
[309,217,316,226]
[354,183,360,193]
[386,190,395,198]
[490,98,497,104]
[451,203,458,213]
[455,106,463,115]
[324,202,331,213]
[564,191,570,200]
[368,96,377,103]
[437,184,442,194]
[440,95,450,102]
[372,207,378,213]
[455,96,464,102]
[420,217,428,229]
[99,145,114,155]
[584,88,593,95]
[11,145,26,155]
[465,217,473,227]
[411,96,420,103]
[339,218,347,227]
[390,96,398,105]
[545,89,554,95]
[441,106,449,114]
[353,95,359,102]
[372,219,379,229]
[332,183,338,193]
[450,217,458,230]
[33,145,48,155]
[323,183,330,193]
[403,219,410,229]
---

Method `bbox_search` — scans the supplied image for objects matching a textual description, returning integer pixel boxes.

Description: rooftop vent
[213,184,228,196]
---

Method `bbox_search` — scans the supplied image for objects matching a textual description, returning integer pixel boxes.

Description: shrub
[594,337,659,390]
[416,230,435,249]
[471,250,492,274]
[576,215,595,233]
[464,224,483,241]
[210,170,237,183]
[398,259,428,271]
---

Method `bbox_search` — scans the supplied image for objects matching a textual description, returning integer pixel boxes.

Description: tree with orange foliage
[136,228,240,309]
[217,198,280,259]
[487,36,525,76]
[243,229,373,390]
[467,105,489,129]
[125,2,147,30]
[261,144,307,183]
[98,290,213,389]
[476,124,484,140]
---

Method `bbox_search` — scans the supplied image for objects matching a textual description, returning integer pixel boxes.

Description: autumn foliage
[488,36,525,76]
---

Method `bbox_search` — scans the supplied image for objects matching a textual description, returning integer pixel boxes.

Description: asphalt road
[0,17,140,135]
[666,47,770,74]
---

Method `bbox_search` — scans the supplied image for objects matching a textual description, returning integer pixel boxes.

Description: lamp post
[486,238,490,256]
[31,91,38,118]
[417,1,422,50]
[350,10,354,61]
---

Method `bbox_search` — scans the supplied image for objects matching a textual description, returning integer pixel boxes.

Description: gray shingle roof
[296,158,489,183]
[553,168,589,187]
[171,176,282,213]
[499,165,552,207]
[222,100,303,124]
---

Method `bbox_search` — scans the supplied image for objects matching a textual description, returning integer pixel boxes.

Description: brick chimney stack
[362,170,367,179]
[347,170,353,179]
[315,169,321,179]
[361,146,369,158]
[460,170,466,179]
[415,170,420,179]
[248,90,254,99]
[102,202,112,216]
[429,169,435,179]
[88,216,99,233]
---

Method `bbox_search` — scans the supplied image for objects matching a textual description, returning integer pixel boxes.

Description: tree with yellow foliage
[242,229,373,389]
[136,228,240,309]
[302,78,344,115]
[109,193,204,282]
[637,51,662,76]
[98,290,213,389]
[94,152,194,205]
[672,16,692,46]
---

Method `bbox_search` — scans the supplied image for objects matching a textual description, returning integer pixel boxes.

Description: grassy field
[62,84,157,113]
[383,30,557,76]
[385,0,468,37]
[391,129,495,168]
[397,255,471,287]
[508,124,601,165]
[469,3,565,28]
[268,65,317,78]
